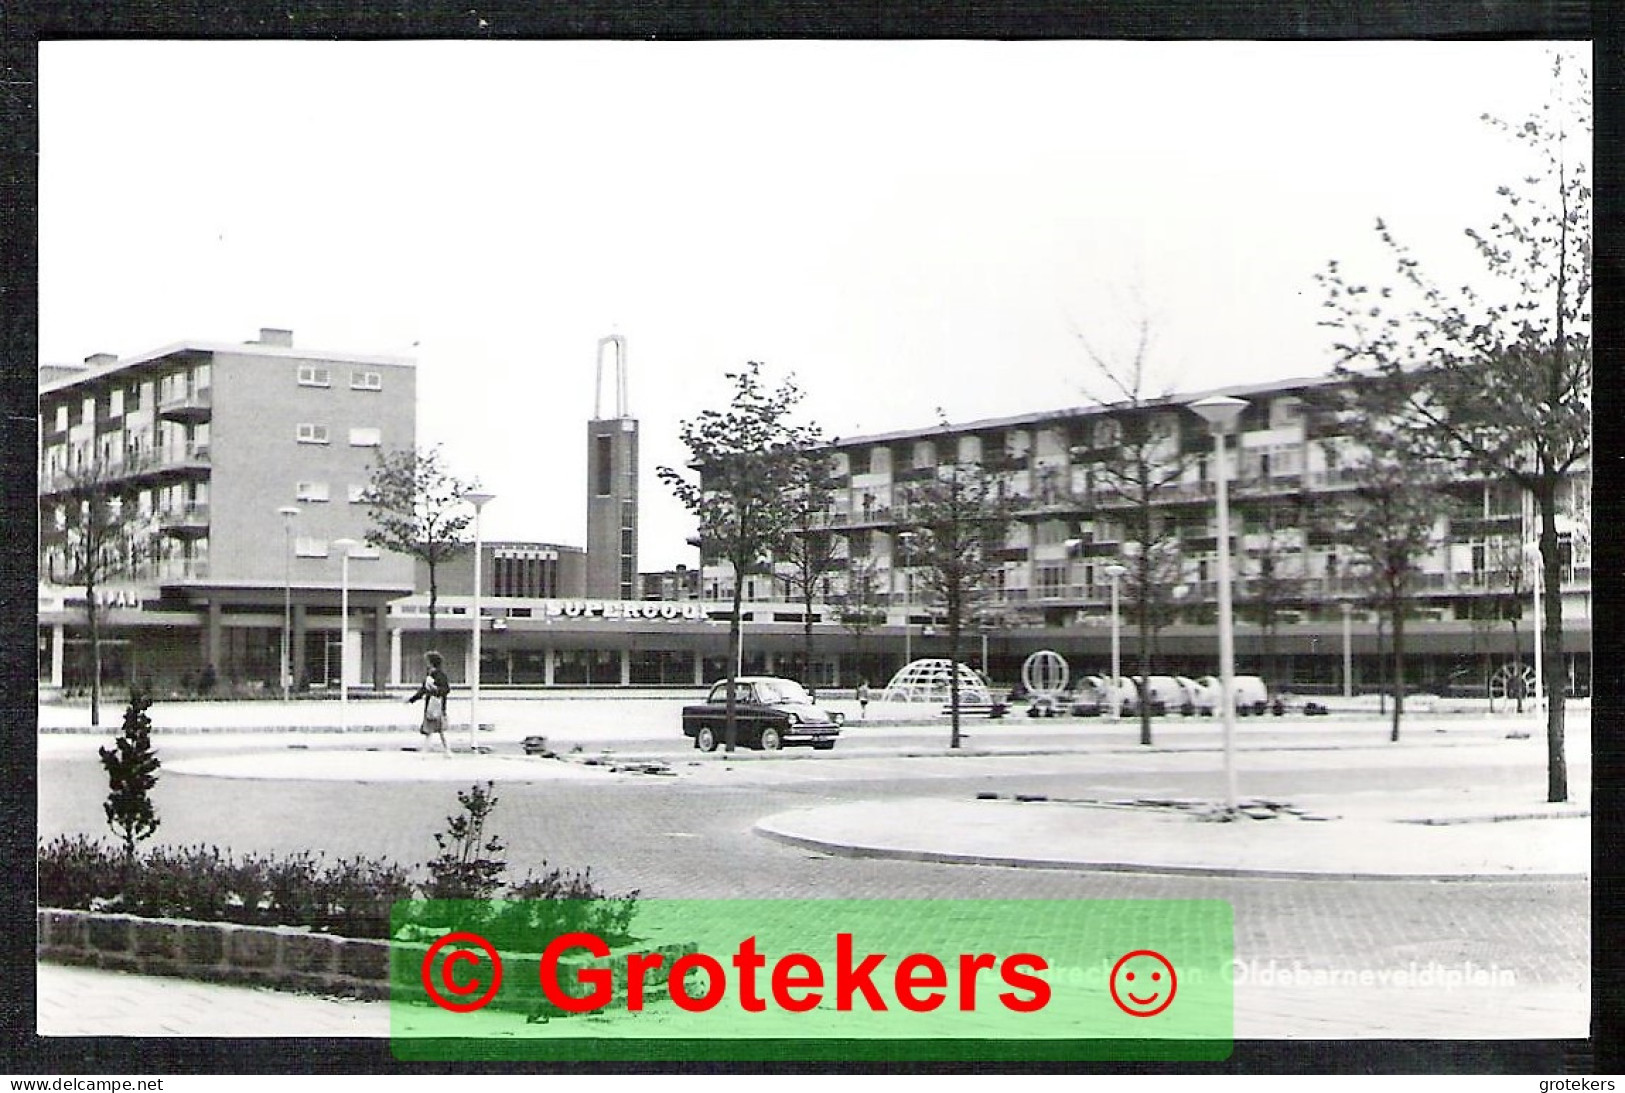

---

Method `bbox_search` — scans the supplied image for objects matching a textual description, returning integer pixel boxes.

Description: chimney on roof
[257,328,293,347]
[85,353,118,368]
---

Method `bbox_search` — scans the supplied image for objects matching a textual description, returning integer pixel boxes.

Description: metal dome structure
[880,659,993,704]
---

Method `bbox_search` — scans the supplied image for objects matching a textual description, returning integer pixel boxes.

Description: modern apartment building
[695,373,1593,697]
[38,328,416,692]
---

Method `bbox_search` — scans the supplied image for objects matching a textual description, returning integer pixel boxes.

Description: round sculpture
[1021,649,1070,699]
[880,659,992,705]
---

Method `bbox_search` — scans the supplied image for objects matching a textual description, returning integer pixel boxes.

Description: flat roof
[40,339,416,397]
[832,372,1341,448]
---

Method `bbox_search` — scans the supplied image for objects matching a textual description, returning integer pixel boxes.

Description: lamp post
[331,537,360,733]
[1103,562,1127,719]
[1525,541,1543,716]
[896,531,915,670]
[1340,601,1354,700]
[277,505,300,702]
[1190,394,1248,814]
[466,491,495,753]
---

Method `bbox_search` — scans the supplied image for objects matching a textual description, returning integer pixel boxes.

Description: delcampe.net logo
[388,899,1233,1062]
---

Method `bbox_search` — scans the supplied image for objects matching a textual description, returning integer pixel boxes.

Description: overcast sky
[39,40,1586,570]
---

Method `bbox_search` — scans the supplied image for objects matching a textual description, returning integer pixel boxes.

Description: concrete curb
[751,822,1590,884]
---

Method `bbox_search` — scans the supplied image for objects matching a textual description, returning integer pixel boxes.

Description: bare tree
[898,433,1018,749]
[1238,497,1306,688]
[1317,49,1589,800]
[360,445,481,639]
[42,459,145,726]
[1074,309,1200,744]
[833,554,887,686]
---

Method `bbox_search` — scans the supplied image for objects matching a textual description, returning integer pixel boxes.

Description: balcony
[157,502,210,538]
[158,387,212,422]
[38,445,213,496]
[155,558,210,582]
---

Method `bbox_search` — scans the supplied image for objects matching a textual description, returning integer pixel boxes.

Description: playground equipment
[880,659,993,705]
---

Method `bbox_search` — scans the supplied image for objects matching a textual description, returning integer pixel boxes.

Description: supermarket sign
[543,599,706,622]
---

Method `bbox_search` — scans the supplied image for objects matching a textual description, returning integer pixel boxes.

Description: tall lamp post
[278,505,300,702]
[331,537,360,733]
[1103,562,1127,719]
[1524,541,1543,716]
[1340,601,1354,700]
[466,491,495,753]
[896,531,915,670]
[1190,394,1248,815]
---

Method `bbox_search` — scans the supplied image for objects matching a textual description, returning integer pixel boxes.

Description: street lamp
[1190,394,1248,815]
[277,505,300,701]
[1340,601,1354,700]
[466,491,496,753]
[896,531,916,669]
[331,537,361,733]
[1103,562,1127,719]
[1524,540,1543,715]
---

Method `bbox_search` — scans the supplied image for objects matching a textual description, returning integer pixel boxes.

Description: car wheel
[759,725,784,751]
[696,726,718,753]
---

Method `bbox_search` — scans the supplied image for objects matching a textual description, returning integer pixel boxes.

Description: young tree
[1238,498,1306,688]
[1075,312,1200,745]
[833,555,887,685]
[99,693,160,864]
[42,459,145,727]
[658,363,821,752]
[1322,454,1443,743]
[1317,49,1589,800]
[779,445,843,687]
[359,445,481,639]
[897,440,1017,749]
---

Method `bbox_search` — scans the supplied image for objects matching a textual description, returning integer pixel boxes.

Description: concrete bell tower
[585,334,638,600]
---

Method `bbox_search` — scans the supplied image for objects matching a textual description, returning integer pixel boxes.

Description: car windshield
[755,680,812,705]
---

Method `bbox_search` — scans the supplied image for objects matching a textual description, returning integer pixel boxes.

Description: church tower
[585,334,638,600]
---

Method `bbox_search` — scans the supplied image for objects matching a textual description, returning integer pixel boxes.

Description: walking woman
[407,650,452,755]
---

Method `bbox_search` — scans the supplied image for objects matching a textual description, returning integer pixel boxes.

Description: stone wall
[38,908,698,1013]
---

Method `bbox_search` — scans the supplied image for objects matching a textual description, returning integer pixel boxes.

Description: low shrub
[37,834,125,909]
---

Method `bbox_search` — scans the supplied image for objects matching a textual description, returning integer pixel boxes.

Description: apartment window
[350,370,383,390]
[349,426,382,447]
[297,366,332,387]
[109,389,124,418]
[296,423,330,444]
[294,536,329,558]
[296,481,330,502]
[54,405,68,432]
[348,483,368,503]
[81,397,95,426]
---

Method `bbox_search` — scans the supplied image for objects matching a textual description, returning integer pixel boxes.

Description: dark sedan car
[682,677,844,752]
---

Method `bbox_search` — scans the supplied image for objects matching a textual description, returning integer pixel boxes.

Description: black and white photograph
[22,24,1596,1081]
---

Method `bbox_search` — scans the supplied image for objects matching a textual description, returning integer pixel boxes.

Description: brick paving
[33,714,1591,1041]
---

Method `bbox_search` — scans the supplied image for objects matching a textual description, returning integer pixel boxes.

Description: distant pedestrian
[407,651,452,756]
[856,679,871,722]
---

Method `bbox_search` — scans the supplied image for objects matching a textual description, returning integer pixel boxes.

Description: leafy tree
[1316,49,1589,800]
[658,363,822,751]
[359,445,481,639]
[42,459,147,727]
[779,445,843,688]
[1075,310,1200,744]
[99,693,161,863]
[896,433,1017,749]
